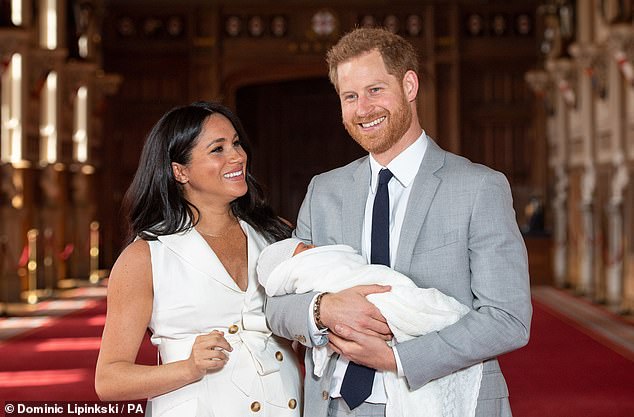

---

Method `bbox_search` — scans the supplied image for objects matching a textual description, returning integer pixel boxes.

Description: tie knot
[378,168,393,185]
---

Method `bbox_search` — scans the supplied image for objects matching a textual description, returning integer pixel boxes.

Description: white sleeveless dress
[146,221,302,417]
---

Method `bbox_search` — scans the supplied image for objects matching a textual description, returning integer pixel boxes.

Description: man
[266,27,532,417]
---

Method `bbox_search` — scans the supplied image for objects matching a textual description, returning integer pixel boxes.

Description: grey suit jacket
[265,137,532,417]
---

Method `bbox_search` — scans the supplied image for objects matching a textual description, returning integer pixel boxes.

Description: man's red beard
[343,98,412,154]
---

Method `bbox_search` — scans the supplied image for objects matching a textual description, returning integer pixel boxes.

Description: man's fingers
[356,284,391,296]
[328,332,349,355]
[333,323,354,338]
[368,306,388,323]
[327,341,342,355]
[361,327,393,341]
[366,316,391,335]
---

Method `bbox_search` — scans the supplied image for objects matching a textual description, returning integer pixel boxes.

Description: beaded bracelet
[313,292,329,330]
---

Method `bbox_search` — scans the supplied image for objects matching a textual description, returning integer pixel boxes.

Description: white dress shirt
[308,132,428,403]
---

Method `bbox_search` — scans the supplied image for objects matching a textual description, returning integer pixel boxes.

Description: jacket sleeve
[396,171,532,390]
[265,178,319,346]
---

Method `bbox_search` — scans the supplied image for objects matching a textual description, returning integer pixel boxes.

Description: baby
[257,238,483,417]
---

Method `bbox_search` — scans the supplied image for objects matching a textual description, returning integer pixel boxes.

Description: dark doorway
[236,77,366,223]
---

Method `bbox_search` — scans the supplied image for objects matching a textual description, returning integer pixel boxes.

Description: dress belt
[155,325,289,406]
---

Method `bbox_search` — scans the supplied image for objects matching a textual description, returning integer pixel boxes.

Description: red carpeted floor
[1,291,633,416]
[0,297,155,402]
[499,299,634,417]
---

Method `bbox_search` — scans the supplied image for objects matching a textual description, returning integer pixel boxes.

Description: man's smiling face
[337,49,412,156]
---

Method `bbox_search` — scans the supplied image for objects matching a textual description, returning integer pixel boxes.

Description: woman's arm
[95,240,231,400]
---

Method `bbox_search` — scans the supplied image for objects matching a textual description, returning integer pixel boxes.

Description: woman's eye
[233,140,242,148]
[210,146,223,153]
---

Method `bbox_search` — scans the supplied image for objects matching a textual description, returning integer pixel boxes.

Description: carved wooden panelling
[463,12,533,38]
[236,78,365,221]
[97,0,539,263]
[114,14,186,40]
[461,65,534,186]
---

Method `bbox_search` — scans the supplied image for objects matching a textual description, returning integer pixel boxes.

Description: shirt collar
[369,131,428,193]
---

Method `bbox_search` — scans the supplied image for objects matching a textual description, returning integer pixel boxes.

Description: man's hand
[320,285,392,340]
[328,324,397,372]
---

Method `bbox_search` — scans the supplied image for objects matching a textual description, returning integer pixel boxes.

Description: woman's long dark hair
[122,101,291,244]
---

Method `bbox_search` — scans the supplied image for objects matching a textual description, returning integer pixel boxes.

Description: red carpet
[499,299,634,417]
[0,298,155,401]
[1,293,633,416]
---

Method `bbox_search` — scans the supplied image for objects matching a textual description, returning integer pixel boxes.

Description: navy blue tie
[340,168,393,410]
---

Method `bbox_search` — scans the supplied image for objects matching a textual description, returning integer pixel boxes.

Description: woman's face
[172,113,248,208]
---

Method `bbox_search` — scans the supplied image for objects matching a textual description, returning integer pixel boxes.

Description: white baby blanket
[259,244,482,417]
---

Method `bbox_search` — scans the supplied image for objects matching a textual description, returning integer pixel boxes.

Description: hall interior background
[1,0,633,320]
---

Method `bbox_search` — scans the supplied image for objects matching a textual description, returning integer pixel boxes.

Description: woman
[95,101,302,417]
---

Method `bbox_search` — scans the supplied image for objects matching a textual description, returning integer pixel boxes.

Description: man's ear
[171,162,189,184]
[403,70,419,102]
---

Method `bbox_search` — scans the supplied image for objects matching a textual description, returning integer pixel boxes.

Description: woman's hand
[186,330,233,380]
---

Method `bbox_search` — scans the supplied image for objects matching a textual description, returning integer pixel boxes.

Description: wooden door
[236,77,366,222]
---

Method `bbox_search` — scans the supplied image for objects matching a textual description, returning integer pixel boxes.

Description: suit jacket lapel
[158,228,242,292]
[395,137,445,273]
[342,158,370,251]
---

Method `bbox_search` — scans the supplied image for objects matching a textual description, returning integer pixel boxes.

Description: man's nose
[356,95,373,116]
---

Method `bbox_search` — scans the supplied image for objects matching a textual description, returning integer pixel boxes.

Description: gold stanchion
[0,235,7,315]
[89,221,100,284]
[24,229,38,304]
[42,227,56,296]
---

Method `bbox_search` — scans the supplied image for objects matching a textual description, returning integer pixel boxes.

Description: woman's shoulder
[124,238,151,255]
[107,239,153,292]
[112,239,151,273]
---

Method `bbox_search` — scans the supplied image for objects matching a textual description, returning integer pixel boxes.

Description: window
[73,86,88,162]
[40,71,57,164]
[1,53,22,163]
[11,0,22,26]
[40,0,57,49]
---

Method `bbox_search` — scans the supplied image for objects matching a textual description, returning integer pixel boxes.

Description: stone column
[546,59,575,288]
[604,24,634,307]
[569,42,602,296]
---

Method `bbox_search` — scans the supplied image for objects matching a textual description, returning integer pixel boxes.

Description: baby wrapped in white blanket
[257,238,483,417]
